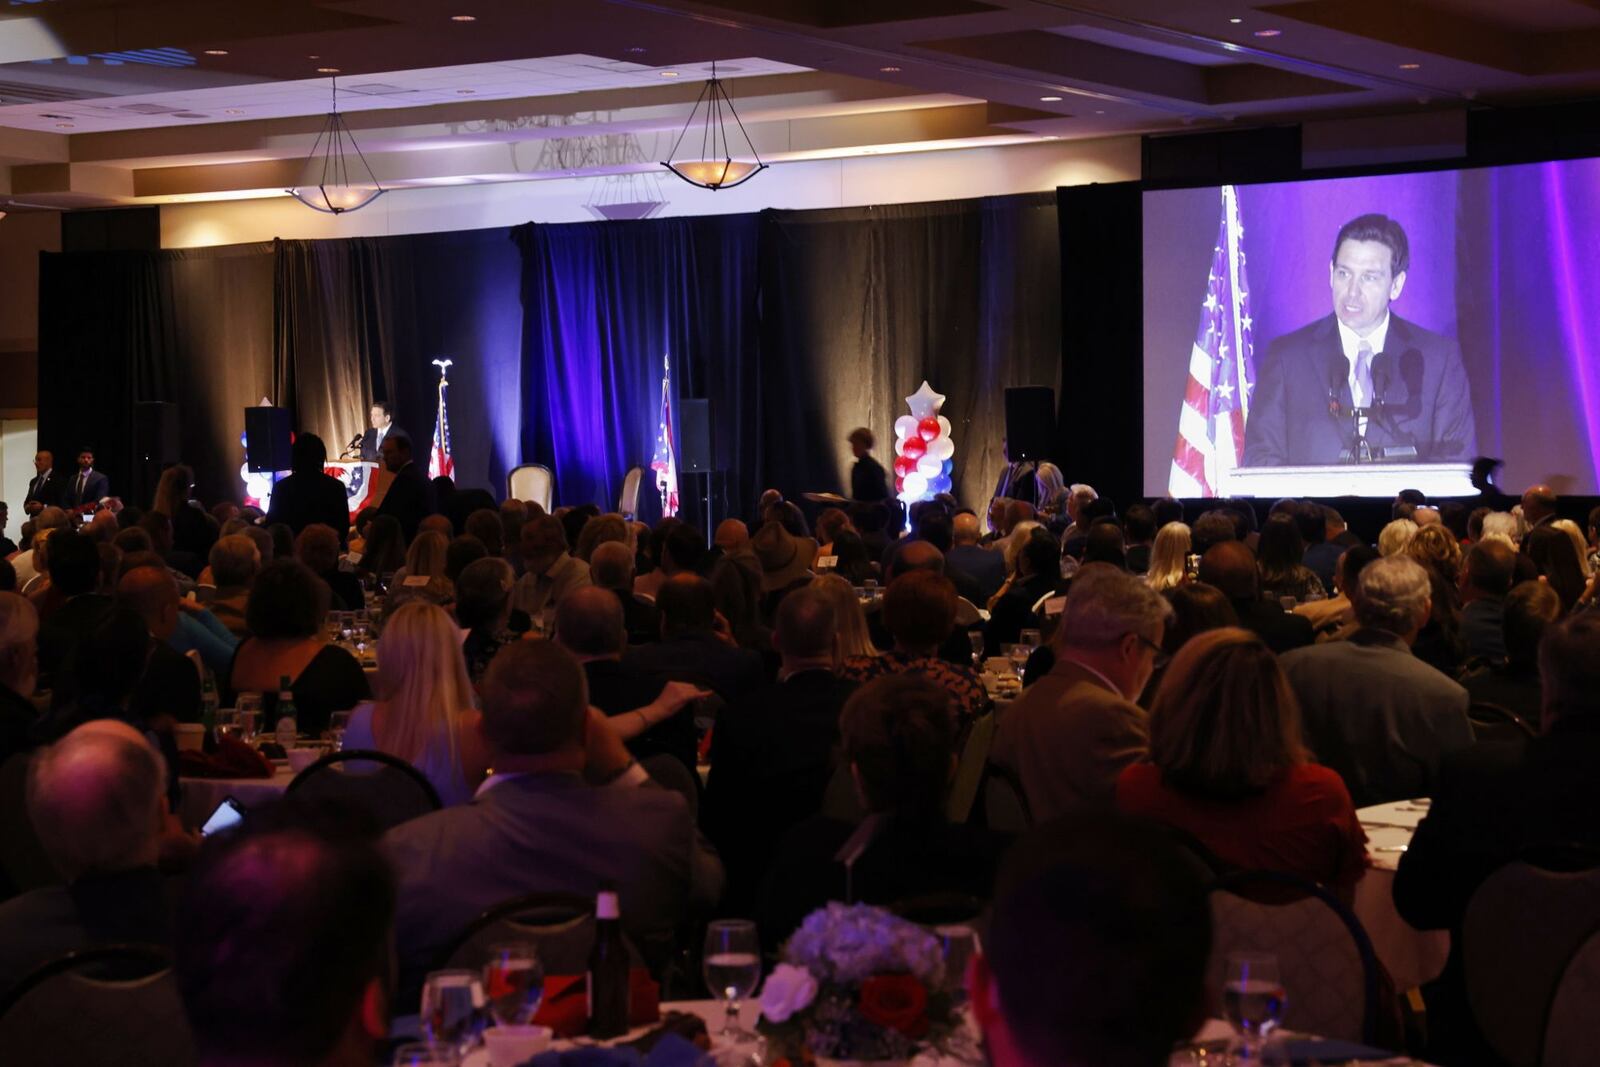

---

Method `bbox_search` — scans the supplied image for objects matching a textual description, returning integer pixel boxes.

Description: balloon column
[891,380,954,505]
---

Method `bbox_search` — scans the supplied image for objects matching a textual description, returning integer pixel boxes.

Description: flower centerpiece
[758,902,959,1064]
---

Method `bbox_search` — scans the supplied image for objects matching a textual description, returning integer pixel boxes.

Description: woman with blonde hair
[1033,462,1068,519]
[810,573,879,668]
[1145,521,1192,592]
[343,600,488,806]
[384,530,453,615]
[1378,518,1418,557]
[1551,518,1593,579]
[1116,627,1367,891]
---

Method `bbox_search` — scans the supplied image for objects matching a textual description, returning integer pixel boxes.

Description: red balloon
[901,436,926,459]
[917,417,941,441]
[893,455,916,477]
[894,475,905,493]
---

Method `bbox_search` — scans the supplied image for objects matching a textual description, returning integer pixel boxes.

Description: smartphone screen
[201,797,245,837]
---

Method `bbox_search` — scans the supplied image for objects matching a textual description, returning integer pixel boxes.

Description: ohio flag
[429,359,455,480]
[1169,185,1256,498]
[650,354,680,517]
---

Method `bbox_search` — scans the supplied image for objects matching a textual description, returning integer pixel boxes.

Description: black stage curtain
[38,243,275,508]
[275,228,526,494]
[759,193,1061,515]
[514,215,761,531]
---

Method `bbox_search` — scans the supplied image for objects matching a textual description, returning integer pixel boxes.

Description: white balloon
[903,471,929,499]
[894,415,918,440]
[927,436,954,461]
[916,454,942,478]
[937,415,952,438]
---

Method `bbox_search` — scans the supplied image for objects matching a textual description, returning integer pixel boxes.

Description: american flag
[1169,185,1257,498]
[429,358,455,481]
[650,353,680,517]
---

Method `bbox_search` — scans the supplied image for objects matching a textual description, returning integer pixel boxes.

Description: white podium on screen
[1221,464,1475,498]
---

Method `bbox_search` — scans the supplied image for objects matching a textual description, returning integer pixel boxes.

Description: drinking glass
[421,969,485,1058]
[1222,952,1287,1059]
[235,693,263,743]
[215,709,242,743]
[1279,596,1298,613]
[1006,642,1030,677]
[937,924,981,1005]
[1018,628,1042,650]
[702,920,761,1039]
[482,942,545,1027]
[862,578,879,597]
[326,710,352,751]
[391,1043,457,1067]
[967,630,986,666]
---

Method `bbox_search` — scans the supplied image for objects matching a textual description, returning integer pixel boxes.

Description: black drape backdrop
[39,243,275,507]
[39,191,1061,525]
[760,194,1061,514]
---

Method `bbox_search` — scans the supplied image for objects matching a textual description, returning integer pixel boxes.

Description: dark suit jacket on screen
[1241,313,1477,467]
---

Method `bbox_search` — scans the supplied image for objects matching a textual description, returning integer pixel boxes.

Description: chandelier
[287,78,385,214]
[661,63,767,191]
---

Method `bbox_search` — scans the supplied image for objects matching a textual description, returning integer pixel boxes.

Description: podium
[239,461,391,518]
[1221,464,1476,498]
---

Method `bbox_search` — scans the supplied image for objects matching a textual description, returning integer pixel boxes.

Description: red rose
[858,974,929,1038]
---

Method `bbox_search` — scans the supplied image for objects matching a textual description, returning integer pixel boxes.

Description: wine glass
[326,710,352,751]
[483,942,545,1027]
[967,630,986,667]
[702,920,761,1039]
[1018,628,1042,650]
[391,1043,457,1067]
[421,969,485,1058]
[235,693,263,743]
[215,709,242,743]
[937,924,981,1006]
[1222,952,1287,1060]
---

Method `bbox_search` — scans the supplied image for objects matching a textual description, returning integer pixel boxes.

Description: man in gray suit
[1280,556,1473,807]
[385,640,723,992]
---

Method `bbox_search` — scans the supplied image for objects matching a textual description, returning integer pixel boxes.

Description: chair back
[946,712,996,824]
[434,892,644,977]
[1207,869,1381,1045]
[639,753,699,821]
[978,761,1032,834]
[1462,857,1600,1067]
[0,944,195,1066]
[953,597,982,628]
[286,748,442,831]
[1467,701,1536,745]
[618,466,644,520]
[0,751,60,897]
[508,464,554,513]
[1545,924,1600,1067]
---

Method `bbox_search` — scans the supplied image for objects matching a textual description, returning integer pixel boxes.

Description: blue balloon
[930,475,952,494]
[941,459,954,476]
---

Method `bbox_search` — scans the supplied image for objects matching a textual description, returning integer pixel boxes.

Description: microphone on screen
[347,433,363,451]
[1325,353,1348,416]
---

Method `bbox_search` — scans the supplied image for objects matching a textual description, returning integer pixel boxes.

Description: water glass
[215,709,242,743]
[937,924,981,1005]
[392,1043,457,1067]
[702,919,761,1038]
[326,710,352,751]
[483,942,545,1027]
[1019,628,1042,650]
[421,969,486,1058]
[967,630,986,666]
[1222,952,1287,1059]
[1005,642,1029,676]
[235,694,263,743]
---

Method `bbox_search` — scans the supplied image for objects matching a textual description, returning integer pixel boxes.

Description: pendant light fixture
[288,77,385,214]
[661,62,767,191]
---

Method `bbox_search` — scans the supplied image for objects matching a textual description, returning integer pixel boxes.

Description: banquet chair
[1206,869,1382,1045]
[286,748,442,832]
[1467,701,1536,745]
[0,751,60,898]
[507,464,554,513]
[977,762,1032,834]
[953,596,983,629]
[1544,923,1600,1067]
[618,466,644,520]
[434,892,609,977]
[0,943,195,1066]
[639,753,699,821]
[1461,853,1600,1067]
[946,712,997,824]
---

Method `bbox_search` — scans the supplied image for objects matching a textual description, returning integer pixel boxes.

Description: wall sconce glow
[662,62,767,191]
[287,78,385,214]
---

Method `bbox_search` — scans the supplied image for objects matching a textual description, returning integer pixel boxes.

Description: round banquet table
[179,766,296,829]
[1355,799,1451,992]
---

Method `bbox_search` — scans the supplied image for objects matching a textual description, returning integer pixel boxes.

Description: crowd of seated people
[0,449,1596,1066]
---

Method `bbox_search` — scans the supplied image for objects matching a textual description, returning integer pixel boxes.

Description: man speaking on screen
[1242,213,1477,467]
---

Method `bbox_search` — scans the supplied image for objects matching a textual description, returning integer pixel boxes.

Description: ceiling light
[1399,62,1421,70]
[456,88,475,94]
[55,123,73,129]
[204,49,229,56]
[879,66,901,73]
[224,108,244,115]
[1229,17,1242,24]
[450,14,476,21]
[627,47,647,54]
[1253,28,1281,37]
[1040,95,1062,102]
[287,78,384,215]
[659,70,680,78]
[317,67,340,74]
[662,62,766,192]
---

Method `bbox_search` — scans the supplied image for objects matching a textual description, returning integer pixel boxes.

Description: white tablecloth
[1355,800,1450,992]
[179,766,295,829]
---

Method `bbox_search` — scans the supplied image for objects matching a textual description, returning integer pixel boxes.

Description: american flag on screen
[1169,185,1257,498]
[650,354,680,517]
[429,358,455,481]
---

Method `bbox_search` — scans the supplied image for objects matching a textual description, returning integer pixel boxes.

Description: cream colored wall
[0,418,37,544]
[160,136,1141,247]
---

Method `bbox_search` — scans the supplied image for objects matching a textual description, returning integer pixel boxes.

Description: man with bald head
[1197,541,1313,654]
[625,573,765,706]
[947,510,1006,603]
[0,720,172,994]
[714,519,750,554]
[590,540,660,648]
[1520,484,1557,532]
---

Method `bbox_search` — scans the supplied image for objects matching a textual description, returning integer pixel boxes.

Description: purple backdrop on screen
[1143,159,1600,495]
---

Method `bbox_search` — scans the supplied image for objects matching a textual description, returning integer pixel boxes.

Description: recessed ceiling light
[1094,109,1105,114]
[204,49,229,56]
[659,70,679,77]
[1253,28,1281,37]
[450,14,476,21]
[626,47,647,54]
[317,67,340,74]
[55,123,73,129]
[1229,17,1243,24]
[224,108,244,115]
[456,88,475,94]
[1398,62,1421,70]
[1040,95,1062,102]
[879,66,901,73]
[308,55,320,59]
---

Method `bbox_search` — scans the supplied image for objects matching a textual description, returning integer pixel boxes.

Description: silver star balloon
[905,380,946,420]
